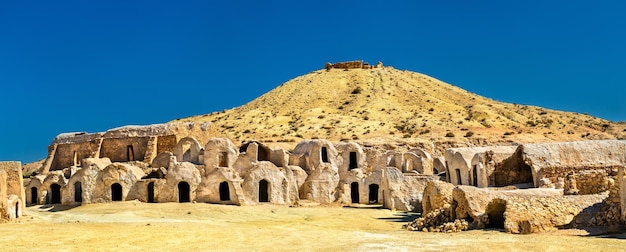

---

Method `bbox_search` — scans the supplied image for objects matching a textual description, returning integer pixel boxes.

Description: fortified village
[3,61,626,235]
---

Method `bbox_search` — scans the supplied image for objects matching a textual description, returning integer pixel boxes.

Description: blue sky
[1,1,625,163]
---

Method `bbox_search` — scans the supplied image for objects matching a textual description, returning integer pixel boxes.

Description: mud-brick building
[0,161,25,220]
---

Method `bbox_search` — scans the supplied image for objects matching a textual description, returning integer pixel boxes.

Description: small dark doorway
[178,181,191,203]
[486,200,506,229]
[219,181,230,201]
[351,182,359,203]
[369,184,379,204]
[50,184,61,204]
[349,152,357,170]
[472,165,478,186]
[15,202,19,218]
[127,145,134,161]
[259,179,269,202]
[74,182,82,203]
[31,187,38,205]
[455,169,462,185]
[111,183,123,201]
[321,147,329,163]
[147,182,155,203]
[219,152,228,167]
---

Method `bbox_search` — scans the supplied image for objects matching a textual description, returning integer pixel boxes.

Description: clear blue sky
[1,1,625,163]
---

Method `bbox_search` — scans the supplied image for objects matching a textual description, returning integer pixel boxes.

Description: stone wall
[492,148,534,186]
[50,141,100,171]
[325,61,363,69]
[100,137,150,163]
[382,168,438,212]
[0,162,25,219]
[542,166,618,195]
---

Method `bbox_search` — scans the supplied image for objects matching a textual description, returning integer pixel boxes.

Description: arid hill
[176,64,625,153]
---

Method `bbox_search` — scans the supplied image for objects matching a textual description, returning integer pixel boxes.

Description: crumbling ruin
[325,60,383,70]
[0,162,26,221]
[25,125,436,211]
[407,140,626,234]
[17,123,626,234]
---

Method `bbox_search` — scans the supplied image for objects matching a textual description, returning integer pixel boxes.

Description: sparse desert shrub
[351,87,363,94]
[504,132,514,136]
[464,131,474,137]
[445,132,455,137]
[403,134,411,138]
[318,115,325,119]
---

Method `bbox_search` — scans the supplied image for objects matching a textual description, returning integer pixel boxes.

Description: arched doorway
[111,183,123,201]
[74,182,82,203]
[147,182,155,203]
[50,184,61,204]
[219,181,230,201]
[350,182,361,204]
[486,199,506,229]
[369,184,379,204]
[178,181,190,203]
[259,179,269,202]
[127,145,134,161]
[30,187,38,205]
[349,152,357,170]
[351,182,359,203]
[321,147,329,163]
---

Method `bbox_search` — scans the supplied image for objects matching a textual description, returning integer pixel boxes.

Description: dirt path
[0,202,624,251]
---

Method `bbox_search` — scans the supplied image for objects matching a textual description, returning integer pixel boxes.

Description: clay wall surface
[100,137,150,163]
[382,167,438,212]
[0,170,6,220]
[50,141,100,171]
[156,135,177,155]
[0,162,25,217]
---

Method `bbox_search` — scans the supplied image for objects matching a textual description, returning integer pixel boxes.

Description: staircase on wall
[143,136,158,164]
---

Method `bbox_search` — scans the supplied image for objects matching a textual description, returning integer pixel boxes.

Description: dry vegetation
[176,67,626,150]
[1,202,624,251]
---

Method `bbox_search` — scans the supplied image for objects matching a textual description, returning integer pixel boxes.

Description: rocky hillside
[176,65,625,150]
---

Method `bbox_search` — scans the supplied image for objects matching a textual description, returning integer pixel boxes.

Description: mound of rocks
[405,207,469,233]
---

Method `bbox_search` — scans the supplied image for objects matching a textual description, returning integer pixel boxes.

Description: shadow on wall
[558,201,622,236]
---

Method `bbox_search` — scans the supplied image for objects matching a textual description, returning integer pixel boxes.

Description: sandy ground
[0,202,625,251]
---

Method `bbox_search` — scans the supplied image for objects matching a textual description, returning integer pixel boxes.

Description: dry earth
[1,202,624,251]
[177,66,626,151]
